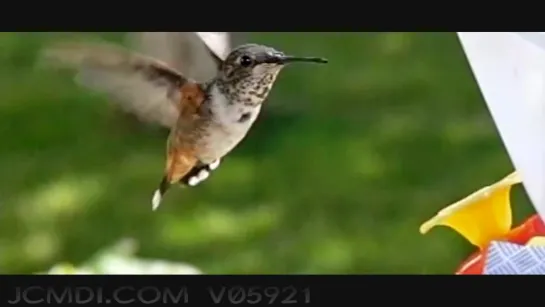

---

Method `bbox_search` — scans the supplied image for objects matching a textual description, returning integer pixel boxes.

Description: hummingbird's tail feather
[152,176,170,211]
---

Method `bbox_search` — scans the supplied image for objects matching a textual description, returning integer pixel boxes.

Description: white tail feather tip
[152,190,162,211]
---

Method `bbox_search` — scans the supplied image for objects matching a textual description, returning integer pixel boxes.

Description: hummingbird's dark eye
[239,55,253,67]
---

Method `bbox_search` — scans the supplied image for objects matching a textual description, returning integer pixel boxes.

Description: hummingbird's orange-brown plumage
[165,82,207,184]
[40,34,328,211]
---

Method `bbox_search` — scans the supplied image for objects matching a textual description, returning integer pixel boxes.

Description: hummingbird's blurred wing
[41,42,190,128]
[126,32,228,82]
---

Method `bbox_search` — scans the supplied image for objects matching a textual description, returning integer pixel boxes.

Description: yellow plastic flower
[420,172,521,249]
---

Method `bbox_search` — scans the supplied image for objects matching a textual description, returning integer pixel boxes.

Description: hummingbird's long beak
[262,54,328,65]
[278,55,328,64]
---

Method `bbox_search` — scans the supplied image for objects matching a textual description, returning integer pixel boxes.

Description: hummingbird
[41,38,328,210]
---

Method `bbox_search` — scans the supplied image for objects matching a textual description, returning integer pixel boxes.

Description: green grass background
[0,32,534,274]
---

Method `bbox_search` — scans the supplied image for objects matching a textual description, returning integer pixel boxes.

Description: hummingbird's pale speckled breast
[195,84,262,164]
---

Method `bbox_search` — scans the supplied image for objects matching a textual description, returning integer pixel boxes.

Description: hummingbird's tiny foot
[209,159,220,170]
[188,176,200,186]
[197,169,210,182]
[152,189,162,211]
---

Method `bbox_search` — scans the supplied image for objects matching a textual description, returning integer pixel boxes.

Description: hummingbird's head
[216,44,327,104]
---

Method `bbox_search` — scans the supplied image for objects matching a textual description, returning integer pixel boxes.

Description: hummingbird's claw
[187,169,210,186]
[179,159,221,187]
[188,176,201,186]
[197,169,210,182]
[209,159,221,170]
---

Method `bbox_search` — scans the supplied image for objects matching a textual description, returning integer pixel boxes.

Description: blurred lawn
[0,32,535,274]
